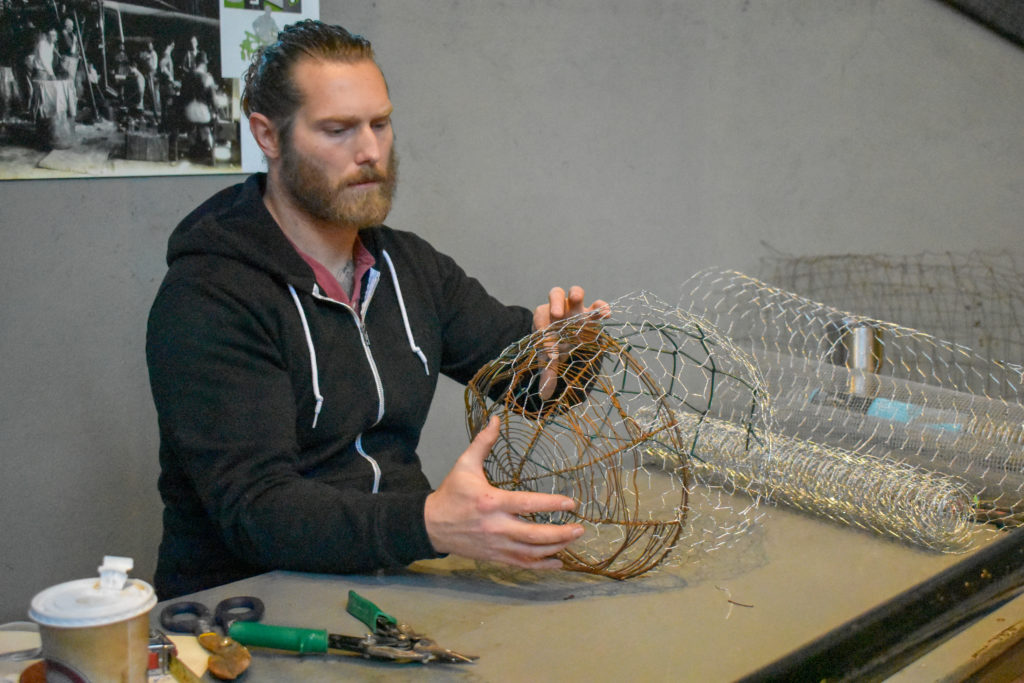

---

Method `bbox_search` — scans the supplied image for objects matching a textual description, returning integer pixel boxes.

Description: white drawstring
[287,250,427,431]
[288,284,324,428]
[381,250,430,375]
[355,434,382,494]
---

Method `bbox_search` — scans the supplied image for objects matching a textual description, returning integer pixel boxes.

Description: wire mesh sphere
[465,292,772,580]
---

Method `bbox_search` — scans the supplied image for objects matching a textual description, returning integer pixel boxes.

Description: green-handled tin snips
[227,590,477,664]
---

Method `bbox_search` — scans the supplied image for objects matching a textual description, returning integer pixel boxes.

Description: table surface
[149,503,1008,682]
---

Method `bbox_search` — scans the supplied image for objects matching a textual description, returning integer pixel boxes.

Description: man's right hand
[424,416,584,570]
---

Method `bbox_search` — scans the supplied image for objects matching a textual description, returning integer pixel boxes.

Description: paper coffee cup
[28,556,156,683]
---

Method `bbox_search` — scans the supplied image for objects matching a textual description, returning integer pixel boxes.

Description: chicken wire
[680,268,1024,521]
[643,412,974,552]
[759,249,1024,391]
[464,292,771,580]
[465,286,981,581]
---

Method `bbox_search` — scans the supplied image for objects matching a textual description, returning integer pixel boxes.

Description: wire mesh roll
[759,249,1024,387]
[680,268,1024,514]
[759,348,1024,507]
[645,412,974,552]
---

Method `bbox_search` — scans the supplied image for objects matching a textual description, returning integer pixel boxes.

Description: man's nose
[353,125,382,165]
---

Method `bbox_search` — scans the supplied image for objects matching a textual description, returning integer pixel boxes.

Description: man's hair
[241,20,376,141]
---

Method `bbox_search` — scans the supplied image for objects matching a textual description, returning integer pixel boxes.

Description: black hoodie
[146,174,532,598]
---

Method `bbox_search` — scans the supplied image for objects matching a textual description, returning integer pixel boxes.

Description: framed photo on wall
[0,0,317,180]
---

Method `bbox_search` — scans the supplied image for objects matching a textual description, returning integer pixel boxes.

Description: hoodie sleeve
[147,269,440,583]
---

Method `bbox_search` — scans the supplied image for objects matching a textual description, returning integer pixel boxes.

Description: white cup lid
[28,556,156,628]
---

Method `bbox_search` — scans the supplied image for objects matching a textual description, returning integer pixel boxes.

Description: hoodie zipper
[294,253,426,495]
[310,274,385,493]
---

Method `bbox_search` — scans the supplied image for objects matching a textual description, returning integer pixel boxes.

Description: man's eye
[372,119,391,130]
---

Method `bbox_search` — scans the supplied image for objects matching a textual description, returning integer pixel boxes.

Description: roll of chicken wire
[644,412,974,552]
[681,268,1024,519]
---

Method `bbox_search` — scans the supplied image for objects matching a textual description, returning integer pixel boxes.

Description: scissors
[160,595,265,680]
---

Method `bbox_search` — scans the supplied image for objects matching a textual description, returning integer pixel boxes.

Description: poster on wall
[0,0,317,180]
[220,0,319,173]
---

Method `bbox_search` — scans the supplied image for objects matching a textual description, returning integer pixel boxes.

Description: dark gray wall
[0,175,239,620]
[2,0,1022,621]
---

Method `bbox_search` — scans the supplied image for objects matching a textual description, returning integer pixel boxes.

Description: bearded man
[146,20,605,599]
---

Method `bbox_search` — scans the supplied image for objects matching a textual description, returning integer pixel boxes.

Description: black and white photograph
[0,0,242,179]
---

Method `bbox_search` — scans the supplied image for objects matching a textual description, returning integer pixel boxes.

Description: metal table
[151,503,1016,681]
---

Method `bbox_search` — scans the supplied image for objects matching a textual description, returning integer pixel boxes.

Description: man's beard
[281,143,399,229]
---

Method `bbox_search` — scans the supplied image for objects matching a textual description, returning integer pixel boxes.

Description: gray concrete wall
[2,0,1021,621]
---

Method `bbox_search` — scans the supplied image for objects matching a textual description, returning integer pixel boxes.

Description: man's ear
[248,113,281,160]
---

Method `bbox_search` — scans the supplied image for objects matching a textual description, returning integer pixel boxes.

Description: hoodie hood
[167,174,317,291]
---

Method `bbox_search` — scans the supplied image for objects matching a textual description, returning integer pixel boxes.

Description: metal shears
[228,590,477,664]
[159,595,265,679]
